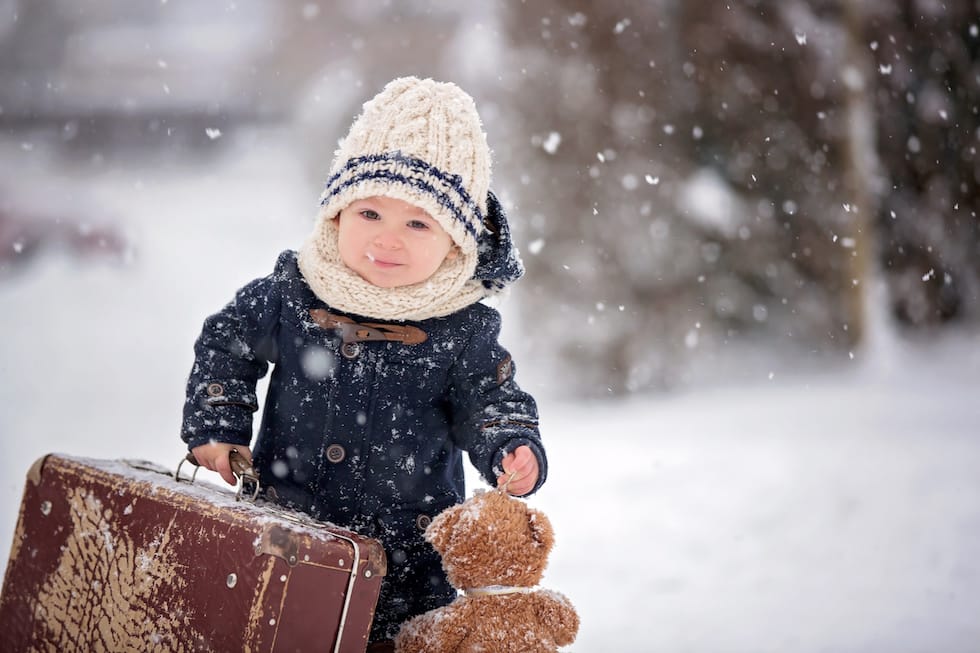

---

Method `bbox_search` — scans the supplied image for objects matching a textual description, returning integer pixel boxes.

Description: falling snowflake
[542,131,561,154]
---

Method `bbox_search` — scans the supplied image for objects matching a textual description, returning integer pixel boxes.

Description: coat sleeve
[448,306,548,496]
[180,254,286,450]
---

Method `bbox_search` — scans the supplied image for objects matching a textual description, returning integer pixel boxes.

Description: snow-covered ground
[1,133,979,652]
[535,350,980,652]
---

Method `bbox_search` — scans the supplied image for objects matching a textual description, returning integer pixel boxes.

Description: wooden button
[325,444,346,463]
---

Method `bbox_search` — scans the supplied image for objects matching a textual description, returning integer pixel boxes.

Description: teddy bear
[394,489,579,652]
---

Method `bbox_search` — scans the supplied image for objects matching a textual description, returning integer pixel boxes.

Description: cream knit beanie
[298,77,492,321]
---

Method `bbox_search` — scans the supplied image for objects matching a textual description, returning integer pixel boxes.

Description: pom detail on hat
[475,191,525,292]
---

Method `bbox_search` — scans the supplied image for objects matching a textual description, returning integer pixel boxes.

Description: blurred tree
[497,1,697,394]
[866,1,980,327]
[497,0,979,396]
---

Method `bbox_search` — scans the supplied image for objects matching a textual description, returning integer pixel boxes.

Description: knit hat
[298,76,505,321]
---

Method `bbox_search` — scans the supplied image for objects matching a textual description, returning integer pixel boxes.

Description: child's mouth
[366,252,402,268]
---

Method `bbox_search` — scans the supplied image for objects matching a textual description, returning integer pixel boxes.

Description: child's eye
[359,209,380,220]
[407,220,430,230]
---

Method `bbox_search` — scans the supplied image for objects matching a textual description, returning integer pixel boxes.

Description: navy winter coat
[181,248,546,637]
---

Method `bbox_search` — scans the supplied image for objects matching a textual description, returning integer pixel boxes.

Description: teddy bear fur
[394,490,579,653]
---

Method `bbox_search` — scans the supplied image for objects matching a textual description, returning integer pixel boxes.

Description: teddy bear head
[423,490,555,590]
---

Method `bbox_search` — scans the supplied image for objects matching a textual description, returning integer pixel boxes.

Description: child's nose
[373,228,402,249]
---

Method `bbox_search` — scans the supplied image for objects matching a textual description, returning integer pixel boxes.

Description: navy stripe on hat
[321,152,483,240]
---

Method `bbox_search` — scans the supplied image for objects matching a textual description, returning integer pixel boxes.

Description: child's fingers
[508,446,537,477]
[191,443,248,486]
[502,445,530,473]
[212,453,238,486]
[499,469,536,496]
[508,446,531,471]
[496,446,539,495]
[496,471,515,491]
[510,476,535,495]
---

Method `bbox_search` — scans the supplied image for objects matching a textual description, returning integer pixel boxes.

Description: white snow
[613,19,631,35]
[1,134,979,652]
[520,342,980,651]
[678,168,743,238]
[541,132,562,155]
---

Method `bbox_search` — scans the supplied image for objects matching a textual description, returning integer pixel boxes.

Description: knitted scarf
[297,213,486,322]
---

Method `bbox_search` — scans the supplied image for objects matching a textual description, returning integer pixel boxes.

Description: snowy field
[2,134,979,652]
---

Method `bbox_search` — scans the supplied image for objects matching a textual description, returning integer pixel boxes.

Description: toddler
[181,77,547,645]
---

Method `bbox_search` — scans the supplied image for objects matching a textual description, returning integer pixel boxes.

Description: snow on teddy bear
[394,489,579,653]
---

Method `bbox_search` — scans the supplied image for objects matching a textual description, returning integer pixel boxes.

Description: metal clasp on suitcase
[174,449,261,502]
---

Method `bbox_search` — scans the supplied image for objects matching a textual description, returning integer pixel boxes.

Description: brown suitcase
[0,454,386,652]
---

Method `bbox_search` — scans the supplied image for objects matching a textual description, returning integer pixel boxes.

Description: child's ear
[445,245,460,261]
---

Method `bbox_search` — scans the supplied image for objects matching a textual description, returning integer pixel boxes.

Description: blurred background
[2,2,980,651]
[3,0,977,395]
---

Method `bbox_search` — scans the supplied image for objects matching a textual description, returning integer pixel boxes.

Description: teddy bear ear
[527,507,555,552]
[424,503,462,552]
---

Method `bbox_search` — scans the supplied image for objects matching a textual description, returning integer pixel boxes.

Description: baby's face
[336,196,458,288]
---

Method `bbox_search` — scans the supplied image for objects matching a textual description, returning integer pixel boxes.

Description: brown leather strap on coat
[309,308,427,345]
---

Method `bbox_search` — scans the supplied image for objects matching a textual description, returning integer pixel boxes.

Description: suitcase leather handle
[176,449,260,502]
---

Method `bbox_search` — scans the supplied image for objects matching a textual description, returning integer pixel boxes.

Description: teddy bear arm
[532,591,580,647]
[394,601,473,653]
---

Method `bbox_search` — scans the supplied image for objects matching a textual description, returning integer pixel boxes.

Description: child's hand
[496,445,539,496]
[191,442,253,486]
